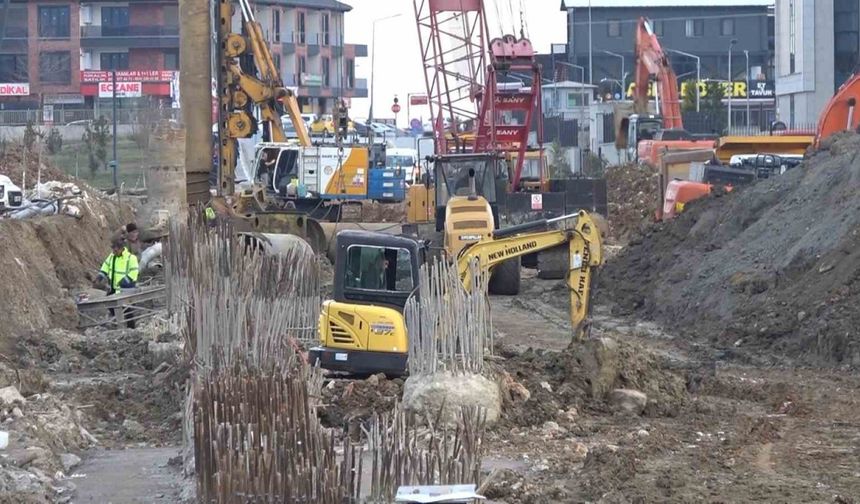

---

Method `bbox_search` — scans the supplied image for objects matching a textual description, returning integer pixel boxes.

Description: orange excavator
[616,17,713,165]
[814,73,860,148]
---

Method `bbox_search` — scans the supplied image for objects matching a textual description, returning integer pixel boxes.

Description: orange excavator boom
[815,73,860,148]
[633,17,683,130]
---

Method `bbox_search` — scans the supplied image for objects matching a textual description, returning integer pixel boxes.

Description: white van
[385,148,419,184]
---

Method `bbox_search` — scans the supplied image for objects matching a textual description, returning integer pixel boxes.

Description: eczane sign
[0,83,30,96]
[98,81,142,98]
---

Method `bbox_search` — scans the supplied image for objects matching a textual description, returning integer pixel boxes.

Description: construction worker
[95,236,140,328]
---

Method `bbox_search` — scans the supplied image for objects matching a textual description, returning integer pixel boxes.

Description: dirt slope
[0,199,129,353]
[601,132,860,366]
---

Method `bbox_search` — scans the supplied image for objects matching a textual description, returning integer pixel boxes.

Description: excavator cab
[431,153,506,232]
[310,230,425,376]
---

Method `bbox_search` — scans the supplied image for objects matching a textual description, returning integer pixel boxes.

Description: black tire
[537,246,567,280]
[488,258,521,295]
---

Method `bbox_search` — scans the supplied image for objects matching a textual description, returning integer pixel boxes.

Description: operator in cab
[361,251,390,290]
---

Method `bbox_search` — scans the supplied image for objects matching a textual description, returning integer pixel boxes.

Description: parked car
[0,175,24,211]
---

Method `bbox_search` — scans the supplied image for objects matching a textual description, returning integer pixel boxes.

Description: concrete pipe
[237,232,315,259]
[139,242,164,273]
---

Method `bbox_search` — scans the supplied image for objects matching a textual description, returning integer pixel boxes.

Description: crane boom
[633,17,682,130]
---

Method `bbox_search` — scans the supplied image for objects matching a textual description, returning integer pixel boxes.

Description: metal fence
[0,108,180,127]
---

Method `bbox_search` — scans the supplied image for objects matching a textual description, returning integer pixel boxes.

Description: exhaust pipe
[468,168,477,201]
[847,98,856,131]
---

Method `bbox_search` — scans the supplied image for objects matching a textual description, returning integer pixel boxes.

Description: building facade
[775,0,859,127]
[559,0,774,99]
[0,0,366,118]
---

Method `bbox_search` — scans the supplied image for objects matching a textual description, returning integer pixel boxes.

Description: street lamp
[728,38,737,131]
[601,50,625,94]
[666,48,700,112]
[555,61,588,110]
[368,13,402,122]
[744,49,751,128]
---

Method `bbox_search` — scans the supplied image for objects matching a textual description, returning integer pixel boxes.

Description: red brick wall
[129,3,164,26]
[26,1,81,95]
[129,49,163,70]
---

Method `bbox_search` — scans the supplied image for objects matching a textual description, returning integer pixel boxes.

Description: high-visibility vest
[204,206,216,221]
[99,248,139,292]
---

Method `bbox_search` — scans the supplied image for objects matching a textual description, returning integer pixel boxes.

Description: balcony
[80,24,179,49]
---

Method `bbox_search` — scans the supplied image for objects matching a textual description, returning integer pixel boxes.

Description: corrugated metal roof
[258,0,353,11]
[561,0,772,8]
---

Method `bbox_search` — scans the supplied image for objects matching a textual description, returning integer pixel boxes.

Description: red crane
[412,0,544,189]
[633,16,683,130]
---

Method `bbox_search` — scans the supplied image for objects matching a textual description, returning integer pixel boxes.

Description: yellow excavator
[308,203,603,375]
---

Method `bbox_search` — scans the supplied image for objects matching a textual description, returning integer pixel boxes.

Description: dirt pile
[605,162,659,243]
[495,336,688,429]
[601,132,860,366]
[0,196,130,353]
[319,374,403,428]
[0,144,70,187]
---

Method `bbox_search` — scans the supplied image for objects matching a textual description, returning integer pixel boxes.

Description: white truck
[0,175,24,211]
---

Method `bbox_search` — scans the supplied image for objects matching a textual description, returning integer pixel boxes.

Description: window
[1,7,28,37]
[789,94,795,128]
[297,55,306,84]
[100,52,129,70]
[38,6,69,38]
[321,13,330,45]
[0,54,27,82]
[101,7,129,36]
[164,51,179,70]
[345,245,414,292]
[652,20,664,36]
[607,19,621,37]
[297,12,305,44]
[163,6,178,27]
[39,51,71,84]
[322,56,330,86]
[274,54,281,75]
[567,91,586,107]
[721,18,735,36]
[789,0,796,73]
[346,58,355,88]
[272,9,280,42]
[685,19,704,37]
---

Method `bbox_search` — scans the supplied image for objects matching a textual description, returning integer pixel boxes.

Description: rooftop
[258,0,352,11]
[542,81,598,89]
[561,0,772,8]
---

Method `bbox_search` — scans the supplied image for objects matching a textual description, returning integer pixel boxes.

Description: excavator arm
[217,0,310,195]
[815,73,860,148]
[633,17,682,129]
[456,210,603,339]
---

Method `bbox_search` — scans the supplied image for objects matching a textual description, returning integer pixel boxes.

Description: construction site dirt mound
[319,374,403,428]
[601,132,860,366]
[0,144,70,187]
[0,195,131,355]
[605,162,660,244]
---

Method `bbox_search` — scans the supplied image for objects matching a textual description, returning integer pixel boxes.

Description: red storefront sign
[80,70,176,83]
[0,83,30,96]
[98,81,143,98]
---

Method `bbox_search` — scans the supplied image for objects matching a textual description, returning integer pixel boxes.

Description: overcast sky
[344,0,566,126]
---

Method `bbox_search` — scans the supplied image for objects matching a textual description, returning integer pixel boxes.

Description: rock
[636,429,650,437]
[499,372,530,404]
[0,386,26,405]
[366,373,386,387]
[122,419,145,438]
[559,407,579,422]
[11,407,23,418]
[609,389,648,415]
[402,372,502,426]
[541,421,565,436]
[579,338,620,398]
[539,381,553,392]
[570,441,589,461]
[60,453,81,472]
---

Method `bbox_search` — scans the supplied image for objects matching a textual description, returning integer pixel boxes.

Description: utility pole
[587,0,593,83]
[728,38,737,131]
[667,49,700,112]
[744,49,751,128]
[368,13,402,123]
[111,69,118,191]
[179,0,213,205]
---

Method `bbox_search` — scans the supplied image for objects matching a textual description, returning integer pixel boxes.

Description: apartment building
[774,0,860,127]
[0,0,366,116]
